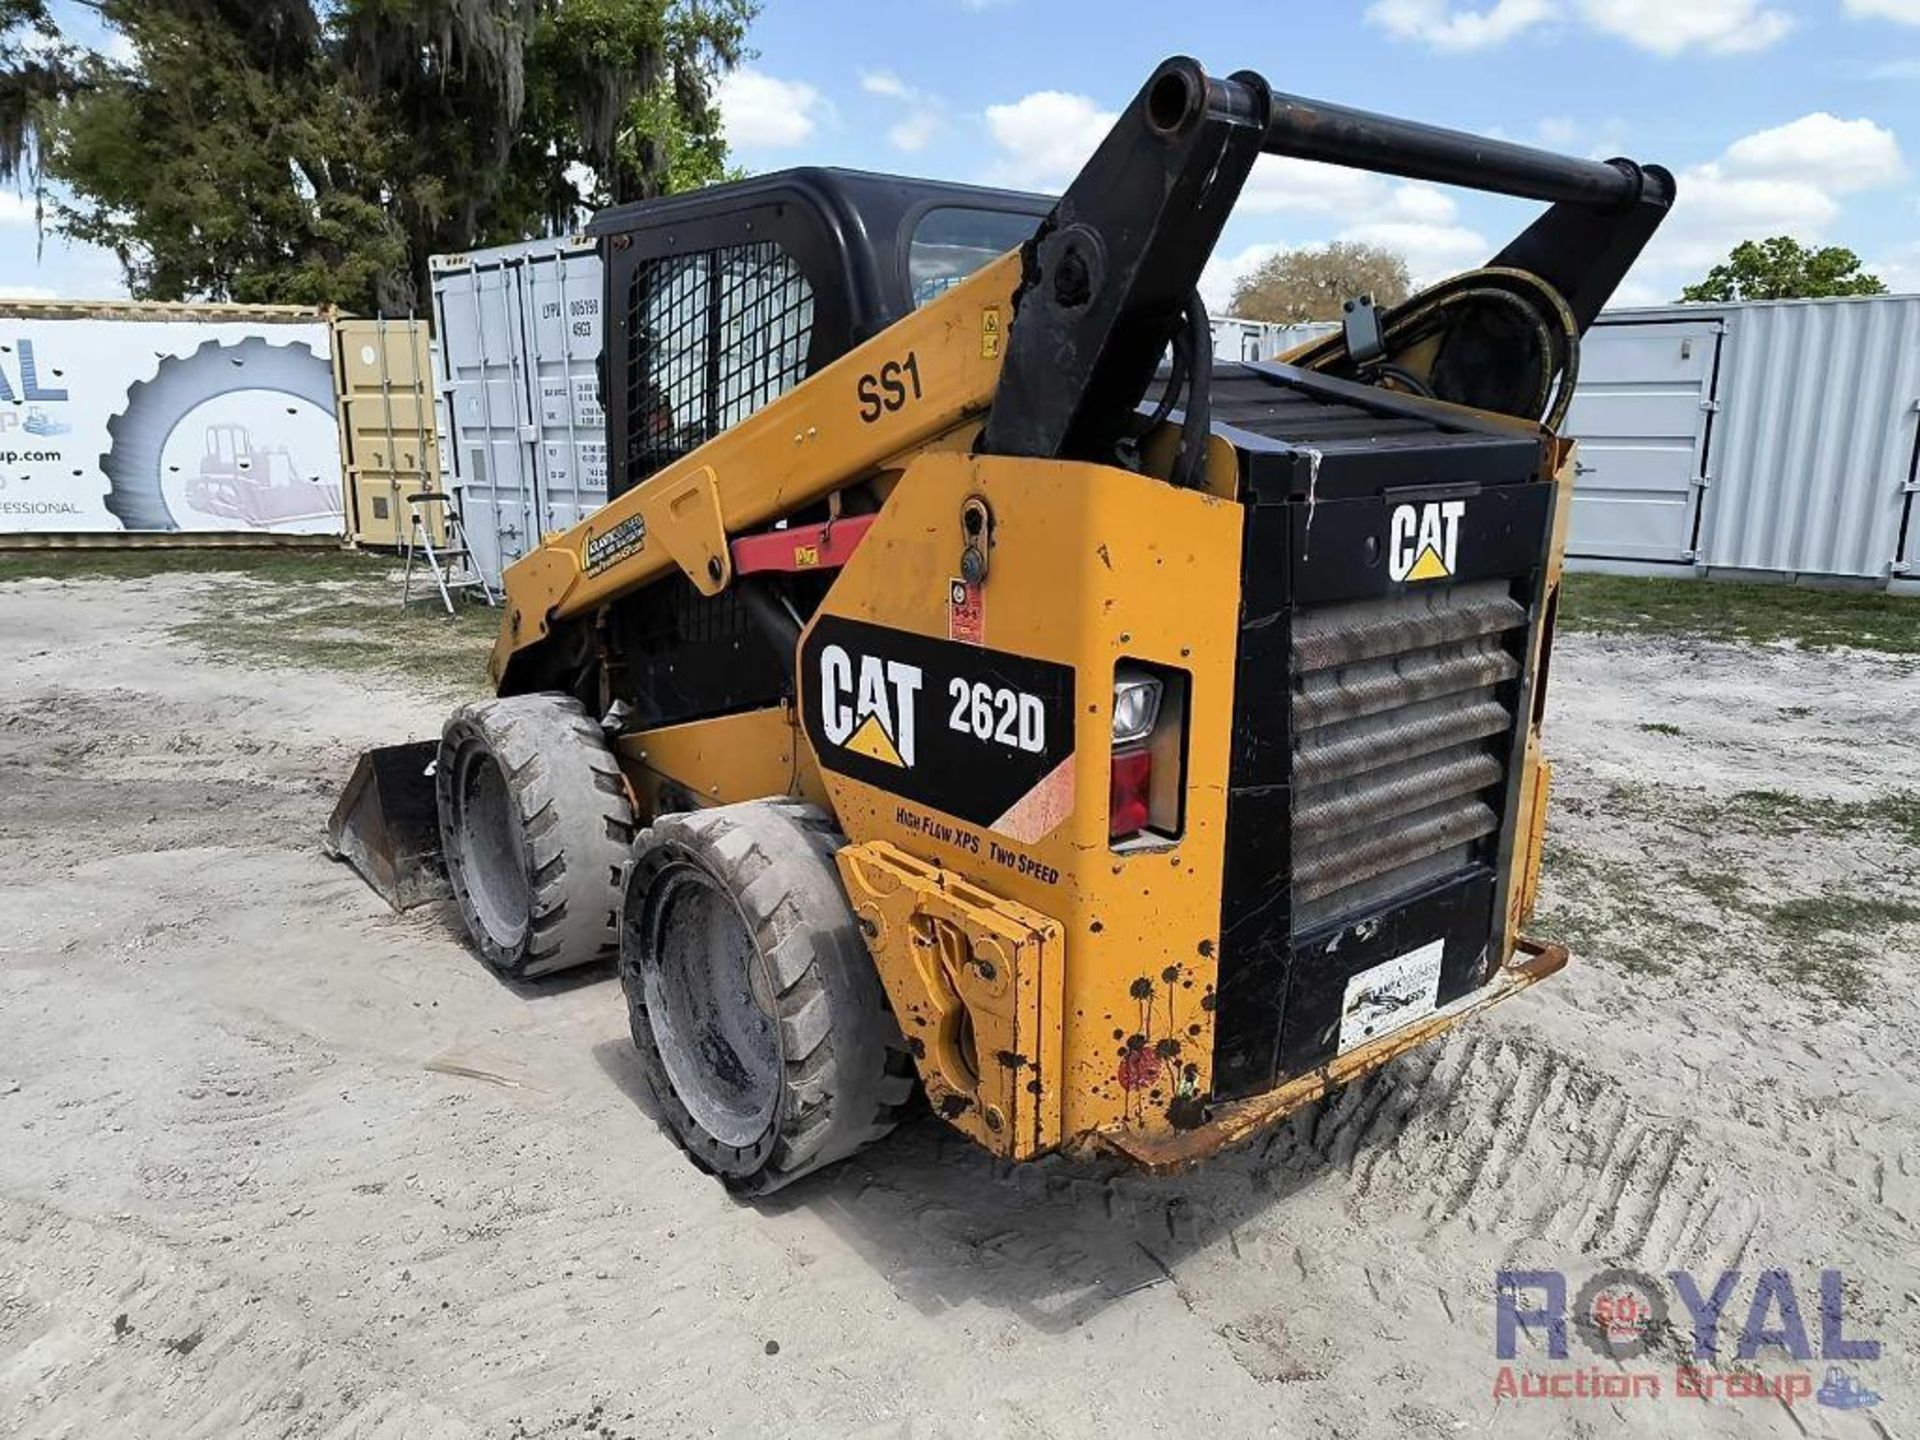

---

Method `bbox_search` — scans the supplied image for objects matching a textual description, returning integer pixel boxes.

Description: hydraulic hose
[1175,291,1213,488]
[1294,268,1582,431]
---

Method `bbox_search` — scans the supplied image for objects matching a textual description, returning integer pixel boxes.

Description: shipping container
[1208,316,1339,362]
[332,317,442,549]
[429,236,605,587]
[1210,316,1278,362]
[0,300,342,540]
[1566,295,1920,588]
[426,242,1919,592]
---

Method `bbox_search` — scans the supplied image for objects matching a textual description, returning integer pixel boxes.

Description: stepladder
[401,490,496,615]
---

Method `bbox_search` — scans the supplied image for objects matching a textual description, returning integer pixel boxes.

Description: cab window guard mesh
[625,240,815,483]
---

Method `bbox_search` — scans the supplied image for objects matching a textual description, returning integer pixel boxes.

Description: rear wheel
[436,693,634,979]
[620,800,915,1194]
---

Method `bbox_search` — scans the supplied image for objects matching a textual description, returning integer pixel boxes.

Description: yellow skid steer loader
[330,57,1673,1192]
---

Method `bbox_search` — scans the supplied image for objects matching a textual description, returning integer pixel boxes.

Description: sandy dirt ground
[1,568,1916,1440]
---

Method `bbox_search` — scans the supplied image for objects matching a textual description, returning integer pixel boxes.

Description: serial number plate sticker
[1338,938,1444,1053]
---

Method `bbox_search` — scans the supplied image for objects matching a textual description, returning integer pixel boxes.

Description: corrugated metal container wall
[332,317,441,549]
[429,236,604,587]
[1270,321,1339,357]
[1210,317,1341,361]
[1700,296,1920,581]
[1211,317,1278,362]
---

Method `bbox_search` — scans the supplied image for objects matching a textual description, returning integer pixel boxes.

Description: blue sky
[6,0,1919,309]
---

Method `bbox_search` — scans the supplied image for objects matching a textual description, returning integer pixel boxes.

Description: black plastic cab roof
[588,167,1054,338]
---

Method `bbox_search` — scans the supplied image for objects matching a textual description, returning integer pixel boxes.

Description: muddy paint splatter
[1117,1048,1163,1091]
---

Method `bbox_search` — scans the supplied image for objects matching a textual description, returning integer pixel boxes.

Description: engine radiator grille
[1288,580,1526,934]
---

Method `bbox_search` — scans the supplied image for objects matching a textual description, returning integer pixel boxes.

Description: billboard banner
[0,317,344,535]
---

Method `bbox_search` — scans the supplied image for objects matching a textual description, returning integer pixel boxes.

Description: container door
[436,261,536,587]
[515,245,606,542]
[334,319,441,549]
[1900,405,1920,583]
[1563,318,1721,564]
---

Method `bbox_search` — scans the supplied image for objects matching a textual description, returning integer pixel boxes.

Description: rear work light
[1109,665,1184,846]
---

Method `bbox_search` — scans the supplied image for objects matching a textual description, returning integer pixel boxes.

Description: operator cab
[589,169,1052,499]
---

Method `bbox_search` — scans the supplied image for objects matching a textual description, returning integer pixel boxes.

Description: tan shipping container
[332,317,443,548]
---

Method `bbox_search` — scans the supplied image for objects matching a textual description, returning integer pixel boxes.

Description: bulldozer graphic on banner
[188,422,343,528]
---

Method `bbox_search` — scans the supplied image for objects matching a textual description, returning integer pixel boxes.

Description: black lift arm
[978,57,1674,465]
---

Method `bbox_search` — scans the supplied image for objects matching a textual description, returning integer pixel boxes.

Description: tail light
[1109,747,1153,839]
[1109,664,1185,847]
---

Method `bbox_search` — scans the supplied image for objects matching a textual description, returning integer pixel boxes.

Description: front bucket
[325,740,450,911]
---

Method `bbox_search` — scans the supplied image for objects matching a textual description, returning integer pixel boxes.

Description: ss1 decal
[584,513,647,574]
[856,352,923,424]
[802,615,1074,833]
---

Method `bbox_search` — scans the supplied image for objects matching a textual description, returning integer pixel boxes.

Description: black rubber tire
[101,336,340,532]
[620,800,916,1195]
[436,693,634,980]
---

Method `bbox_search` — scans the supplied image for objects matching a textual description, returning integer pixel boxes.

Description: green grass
[1637,721,1684,737]
[168,584,498,696]
[1536,838,1918,1008]
[1675,868,1746,906]
[1557,573,1920,655]
[0,546,385,585]
[1708,789,1920,848]
[1763,895,1920,940]
[0,546,499,694]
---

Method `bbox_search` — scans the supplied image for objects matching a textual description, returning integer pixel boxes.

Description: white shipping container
[1567,295,1920,586]
[0,302,341,536]
[1208,316,1339,363]
[429,237,604,587]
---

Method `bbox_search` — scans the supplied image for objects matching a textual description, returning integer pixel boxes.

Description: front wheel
[436,693,634,979]
[620,800,916,1195]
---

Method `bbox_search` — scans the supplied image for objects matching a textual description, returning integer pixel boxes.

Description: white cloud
[862,70,944,155]
[982,91,1114,190]
[1236,156,1387,215]
[1237,162,1466,225]
[1368,0,1793,52]
[1720,112,1905,193]
[0,283,57,301]
[1386,184,1460,224]
[888,112,940,154]
[1338,221,1491,287]
[1608,277,1667,308]
[1535,116,1583,150]
[1576,0,1792,54]
[1201,218,1490,316]
[0,192,38,226]
[1870,243,1920,293]
[1845,0,1920,22]
[1635,112,1904,281]
[1364,0,1554,51]
[715,69,827,150]
[1200,243,1290,315]
[861,70,910,100]
[1649,169,1838,272]
[100,28,135,65]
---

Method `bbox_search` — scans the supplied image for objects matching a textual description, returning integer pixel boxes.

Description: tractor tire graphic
[101,336,337,532]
